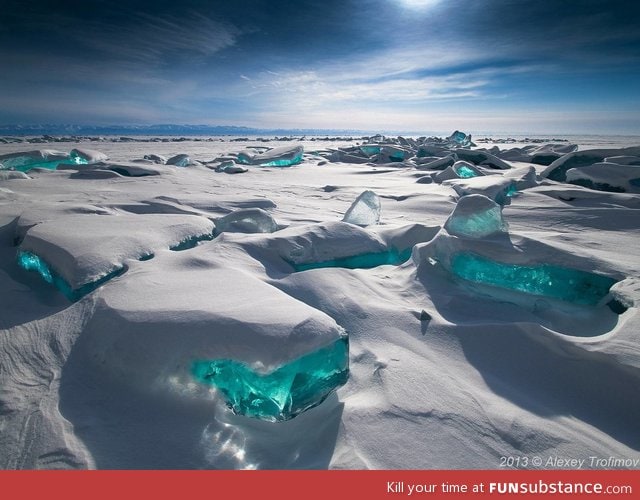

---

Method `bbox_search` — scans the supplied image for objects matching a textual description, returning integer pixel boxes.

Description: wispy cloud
[79,11,244,65]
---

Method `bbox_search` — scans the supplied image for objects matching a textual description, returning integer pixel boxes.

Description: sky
[1,0,639,134]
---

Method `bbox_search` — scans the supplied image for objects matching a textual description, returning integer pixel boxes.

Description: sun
[396,0,440,10]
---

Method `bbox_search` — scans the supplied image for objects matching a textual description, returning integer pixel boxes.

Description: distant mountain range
[0,124,368,136]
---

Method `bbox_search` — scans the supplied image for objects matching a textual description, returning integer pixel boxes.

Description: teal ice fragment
[236,151,253,165]
[241,145,304,167]
[448,130,472,147]
[68,150,90,165]
[0,150,71,172]
[17,250,124,301]
[359,145,382,156]
[192,337,349,421]
[291,247,412,272]
[455,164,478,178]
[169,232,215,251]
[450,252,616,306]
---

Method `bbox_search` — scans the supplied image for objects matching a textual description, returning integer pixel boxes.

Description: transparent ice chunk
[192,336,349,421]
[215,208,278,234]
[342,190,381,226]
[450,252,617,306]
[166,154,191,167]
[444,194,507,238]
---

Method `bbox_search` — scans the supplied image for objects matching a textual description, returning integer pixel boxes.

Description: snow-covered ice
[1,133,639,469]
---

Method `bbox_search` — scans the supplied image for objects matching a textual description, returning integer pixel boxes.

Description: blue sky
[1,0,639,134]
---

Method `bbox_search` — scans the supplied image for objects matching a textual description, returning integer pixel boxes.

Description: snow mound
[566,162,640,193]
[18,213,215,296]
[541,147,640,182]
[503,165,538,190]
[78,253,348,415]
[0,170,30,180]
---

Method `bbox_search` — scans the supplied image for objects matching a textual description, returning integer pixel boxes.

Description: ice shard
[447,130,472,147]
[454,163,480,178]
[342,190,381,226]
[192,336,348,422]
[381,146,410,162]
[450,252,617,306]
[166,154,191,167]
[215,208,278,234]
[433,161,483,182]
[444,194,508,239]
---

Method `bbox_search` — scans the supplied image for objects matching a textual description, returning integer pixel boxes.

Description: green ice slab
[192,337,349,421]
[17,250,124,301]
[169,231,216,251]
[450,252,617,306]
[291,248,412,272]
[257,152,304,167]
[360,145,382,156]
[454,165,479,178]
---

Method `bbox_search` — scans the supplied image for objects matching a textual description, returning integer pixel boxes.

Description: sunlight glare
[396,0,440,10]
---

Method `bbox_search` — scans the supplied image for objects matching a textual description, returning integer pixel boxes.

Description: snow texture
[0,133,639,470]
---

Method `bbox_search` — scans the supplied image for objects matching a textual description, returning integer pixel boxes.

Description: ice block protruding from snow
[69,149,109,164]
[444,194,508,239]
[0,150,69,172]
[342,190,381,226]
[447,130,472,147]
[450,252,617,306]
[166,154,192,167]
[446,176,517,205]
[237,145,304,167]
[433,161,484,183]
[566,163,640,193]
[143,154,167,164]
[215,208,278,234]
[192,336,349,422]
